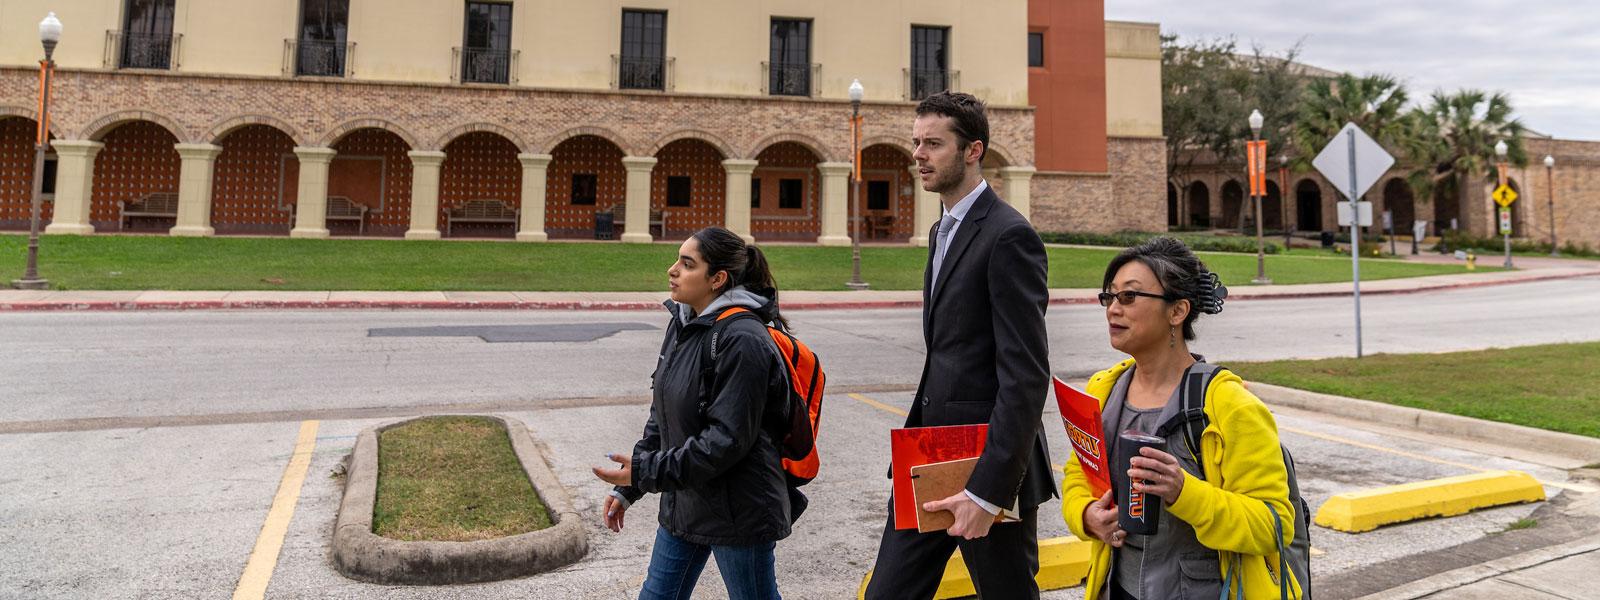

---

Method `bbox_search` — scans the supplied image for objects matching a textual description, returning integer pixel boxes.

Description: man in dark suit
[864,92,1053,599]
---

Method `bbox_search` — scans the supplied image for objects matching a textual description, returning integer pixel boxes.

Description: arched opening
[1220,180,1245,229]
[1506,179,1523,237]
[1434,175,1461,233]
[1167,182,1179,228]
[440,131,522,238]
[91,120,181,232]
[1382,178,1415,240]
[651,138,727,240]
[545,134,627,240]
[212,124,299,235]
[1187,181,1210,228]
[752,141,822,242]
[0,117,52,230]
[328,128,414,237]
[860,144,916,242]
[1262,180,1283,234]
[1295,179,1323,232]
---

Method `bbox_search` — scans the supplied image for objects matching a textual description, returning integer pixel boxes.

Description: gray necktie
[931,213,958,292]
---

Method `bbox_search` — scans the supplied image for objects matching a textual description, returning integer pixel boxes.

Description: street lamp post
[1495,140,1511,269]
[1279,154,1290,250]
[1248,110,1270,284]
[845,79,869,290]
[1544,155,1558,256]
[12,12,60,290]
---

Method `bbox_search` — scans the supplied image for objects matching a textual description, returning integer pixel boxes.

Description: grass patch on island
[373,416,551,542]
[1232,342,1600,438]
[0,233,1493,291]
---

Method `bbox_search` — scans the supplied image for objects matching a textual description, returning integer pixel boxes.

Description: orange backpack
[704,307,826,485]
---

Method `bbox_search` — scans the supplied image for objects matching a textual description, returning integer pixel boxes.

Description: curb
[1,270,1594,312]
[1251,383,1600,464]
[1352,536,1600,600]
[1314,470,1546,533]
[331,414,589,585]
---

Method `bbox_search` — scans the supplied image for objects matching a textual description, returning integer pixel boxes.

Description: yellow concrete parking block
[857,536,1092,599]
[1315,470,1546,533]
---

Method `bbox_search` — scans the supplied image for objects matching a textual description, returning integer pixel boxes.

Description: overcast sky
[1106,0,1600,141]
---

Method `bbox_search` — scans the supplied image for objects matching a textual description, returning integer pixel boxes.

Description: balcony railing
[284,39,354,78]
[612,55,674,91]
[903,68,960,101]
[763,61,819,97]
[453,47,518,85]
[105,30,181,70]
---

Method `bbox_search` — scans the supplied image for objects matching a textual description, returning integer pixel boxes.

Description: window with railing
[293,0,350,77]
[767,19,813,97]
[618,10,667,90]
[909,25,951,100]
[459,2,514,84]
[111,0,177,70]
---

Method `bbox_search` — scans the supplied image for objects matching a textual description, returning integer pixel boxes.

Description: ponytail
[691,227,790,331]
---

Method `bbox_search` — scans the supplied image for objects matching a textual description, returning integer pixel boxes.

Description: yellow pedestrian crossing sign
[1493,184,1518,207]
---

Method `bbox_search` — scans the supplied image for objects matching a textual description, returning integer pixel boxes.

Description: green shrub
[1438,230,1600,258]
[1038,231,1281,255]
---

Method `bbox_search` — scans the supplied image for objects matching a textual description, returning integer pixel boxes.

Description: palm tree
[1291,73,1412,170]
[1418,90,1527,234]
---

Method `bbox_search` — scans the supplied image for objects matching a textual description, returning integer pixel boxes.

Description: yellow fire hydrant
[1466,252,1477,271]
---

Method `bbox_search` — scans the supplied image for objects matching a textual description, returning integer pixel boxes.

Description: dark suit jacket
[907,183,1055,511]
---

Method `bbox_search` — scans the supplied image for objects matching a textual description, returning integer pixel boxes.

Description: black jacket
[615,289,792,546]
[907,184,1056,511]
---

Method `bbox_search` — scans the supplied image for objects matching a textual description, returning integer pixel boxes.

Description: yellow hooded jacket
[1060,359,1303,599]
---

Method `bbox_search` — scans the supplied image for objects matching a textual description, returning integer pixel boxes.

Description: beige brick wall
[0,67,1034,166]
[1032,136,1164,234]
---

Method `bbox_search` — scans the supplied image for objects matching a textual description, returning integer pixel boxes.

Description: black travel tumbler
[1116,430,1166,535]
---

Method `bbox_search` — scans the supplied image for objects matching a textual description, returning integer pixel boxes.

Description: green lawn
[1232,342,1600,438]
[0,233,1490,291]
[374,416,551,542]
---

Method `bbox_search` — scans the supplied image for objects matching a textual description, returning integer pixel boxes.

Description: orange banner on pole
[1247,140,1269,196]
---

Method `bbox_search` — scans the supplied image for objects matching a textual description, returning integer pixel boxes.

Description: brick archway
[329,128,414,236]
[212,124,300,235]
[440,130,522,238]
[204,115,306,147]
[751,141,822,242]
[91,120,181,231]
[319,118,421,150]
[0,116,51,230]
[84,110,189,144]
[434,123,531,155]
[652,138,727,239]
[861,143,916,241]
[649,129,736,161]
[545,134,627,239]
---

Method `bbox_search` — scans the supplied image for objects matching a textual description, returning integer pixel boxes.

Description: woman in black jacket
[594,226,793,600]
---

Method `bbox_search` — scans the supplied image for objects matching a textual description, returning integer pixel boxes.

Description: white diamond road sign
[1313,122,1396,201]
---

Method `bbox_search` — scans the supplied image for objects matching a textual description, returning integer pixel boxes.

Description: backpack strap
[697,307,762,410]
[1155,362,1228,480]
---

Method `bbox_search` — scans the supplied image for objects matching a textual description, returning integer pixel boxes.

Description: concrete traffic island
[331,415,588,585]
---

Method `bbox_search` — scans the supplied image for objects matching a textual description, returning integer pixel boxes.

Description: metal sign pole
[1347,129,1363,358]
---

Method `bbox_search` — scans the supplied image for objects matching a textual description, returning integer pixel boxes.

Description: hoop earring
[1170,325,1177,348]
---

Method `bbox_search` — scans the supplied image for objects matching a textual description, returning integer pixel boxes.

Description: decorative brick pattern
[545,135,626,239]
[90,121,179,230]
[0,116,48,228]
[650,138,726,238]
[751,142,820,241]
[440,131,521,238]
[861,144,915,241]
[1033,137,1165,234]
[329,128,413,236]
[213,124,298,234]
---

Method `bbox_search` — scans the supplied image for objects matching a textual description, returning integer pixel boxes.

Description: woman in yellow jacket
[1061,237,1302,599]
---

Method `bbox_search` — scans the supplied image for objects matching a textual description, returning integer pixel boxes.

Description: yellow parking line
[1281,425,1596,494]
[233,420,319,600]
[850,393,908,417]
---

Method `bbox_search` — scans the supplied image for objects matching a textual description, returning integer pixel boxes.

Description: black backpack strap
[1156,363,1228,479]
[698,308,761,407]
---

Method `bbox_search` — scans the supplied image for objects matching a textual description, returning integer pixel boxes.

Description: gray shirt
[1110,371,1179,599]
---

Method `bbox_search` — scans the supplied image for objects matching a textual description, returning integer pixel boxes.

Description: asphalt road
[1,275,1597,598]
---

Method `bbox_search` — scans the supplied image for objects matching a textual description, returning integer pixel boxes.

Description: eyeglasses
[1098,290,1173,307]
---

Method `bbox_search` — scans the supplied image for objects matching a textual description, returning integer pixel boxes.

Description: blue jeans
[639,527,781,600]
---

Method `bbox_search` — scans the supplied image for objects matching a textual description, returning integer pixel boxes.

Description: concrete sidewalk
[2,260,1596,311]
[1357,536,1600,599]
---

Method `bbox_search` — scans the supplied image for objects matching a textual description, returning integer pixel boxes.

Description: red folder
[890,424,987,530]
[1053,377,1111,497]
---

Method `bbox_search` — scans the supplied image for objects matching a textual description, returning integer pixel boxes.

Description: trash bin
[594,211,615,240]
[1320,231,1336,248]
